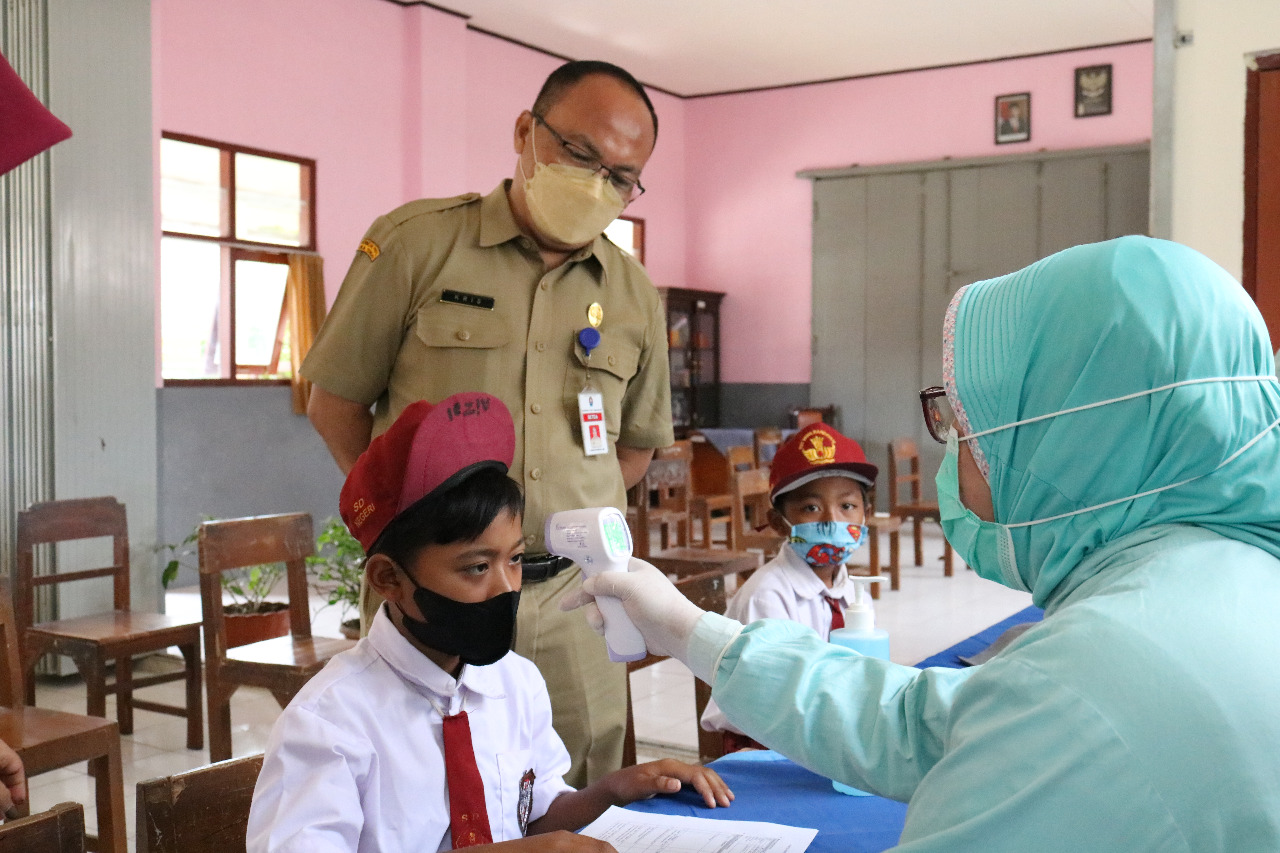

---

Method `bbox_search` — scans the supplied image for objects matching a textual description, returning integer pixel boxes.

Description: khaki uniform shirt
[302,182,673,551]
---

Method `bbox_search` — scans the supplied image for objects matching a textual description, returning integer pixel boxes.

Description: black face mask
[395,567,520,666]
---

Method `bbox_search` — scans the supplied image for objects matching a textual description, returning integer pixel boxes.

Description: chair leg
[207,681,234,763]
[889,530,900,584]
[270,689,295,709]
[622,675,637,768]
[89,734,127,853]
[867,529,881,599]
[913,519,924,566]
[943,537,954,577]
[115,654,133,734]
[180,641,204,749]
[75,653,109,722]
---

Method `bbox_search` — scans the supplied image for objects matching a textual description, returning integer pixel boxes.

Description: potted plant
[161,523,292,648]
[307,517,365,640]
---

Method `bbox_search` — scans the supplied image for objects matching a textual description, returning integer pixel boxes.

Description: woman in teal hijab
[572,236,1280,851]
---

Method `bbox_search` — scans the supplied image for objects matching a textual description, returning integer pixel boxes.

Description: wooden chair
[887,438,954,576]
[136,753,264,853]
[627,455,692,558]
[0,801,84,853]
[690,445,754,549]
[852,487,902,597]
[753,427,783,469]
[730,468,785,559]
[0,589,126,853]
[14,497,203,749]
[623,568,729,767]
[199,513,356,762]
[787,404,838,430]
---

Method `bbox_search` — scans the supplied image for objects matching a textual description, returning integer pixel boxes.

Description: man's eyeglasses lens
[920,387,953,445]
[533,114,644,202]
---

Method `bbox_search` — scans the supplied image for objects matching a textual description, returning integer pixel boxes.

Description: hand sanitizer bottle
[828,575,889,659]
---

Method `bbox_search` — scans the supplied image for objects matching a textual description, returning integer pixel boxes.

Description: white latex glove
[561,557,706,663]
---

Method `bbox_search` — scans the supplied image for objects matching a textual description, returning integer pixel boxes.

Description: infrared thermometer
[545,507,648,662]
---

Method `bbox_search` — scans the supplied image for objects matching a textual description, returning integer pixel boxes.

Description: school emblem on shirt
[517,769,536,835]
[358,239,380,261]
[800,428,837,465]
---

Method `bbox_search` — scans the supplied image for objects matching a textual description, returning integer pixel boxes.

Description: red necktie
[442,711,493,848]
[826,596,845,632]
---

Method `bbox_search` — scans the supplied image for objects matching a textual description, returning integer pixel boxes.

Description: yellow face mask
[520,132,626,247]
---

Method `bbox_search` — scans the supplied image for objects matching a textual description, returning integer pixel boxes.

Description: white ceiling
[429,0,1154,97]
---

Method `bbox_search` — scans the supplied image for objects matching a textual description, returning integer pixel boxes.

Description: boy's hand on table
[609,759,734,809]
[486,832,616,853]
[0,737,27,820]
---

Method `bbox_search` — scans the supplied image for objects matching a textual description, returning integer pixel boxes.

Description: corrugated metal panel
[1,0,57,625]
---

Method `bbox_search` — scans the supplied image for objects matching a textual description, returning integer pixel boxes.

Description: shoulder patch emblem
[358,239,380,261]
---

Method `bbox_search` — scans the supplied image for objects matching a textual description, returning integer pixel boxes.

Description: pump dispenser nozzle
[830,575,889,660]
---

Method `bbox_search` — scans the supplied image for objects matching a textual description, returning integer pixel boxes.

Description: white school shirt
[246,606,575,853]
[700,545,855,734]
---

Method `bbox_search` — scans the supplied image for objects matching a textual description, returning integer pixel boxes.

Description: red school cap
[339,392,516,552]
[769,423,878,503]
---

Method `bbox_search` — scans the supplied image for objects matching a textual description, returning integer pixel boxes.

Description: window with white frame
[159,133,315,382]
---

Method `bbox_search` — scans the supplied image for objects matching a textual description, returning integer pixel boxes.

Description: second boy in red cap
[248,392,730,852]
[701,423,878,751]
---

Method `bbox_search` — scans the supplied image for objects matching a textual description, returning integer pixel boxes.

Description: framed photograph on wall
[994,92,1031,144]
[1075,64,1113,117]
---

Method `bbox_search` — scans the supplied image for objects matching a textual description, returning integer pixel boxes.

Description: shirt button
[530,468,543,480]
[456,329,471,342]
[536,341,546,352]
[531,403,542,414]
[608,355,617,366]
[540,280,550,291]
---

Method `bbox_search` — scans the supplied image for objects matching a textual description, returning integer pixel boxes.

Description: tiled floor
[22,522,1030,848]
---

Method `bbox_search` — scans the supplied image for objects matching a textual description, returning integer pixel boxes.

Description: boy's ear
[366,553,407,605]
[767,507,792,537]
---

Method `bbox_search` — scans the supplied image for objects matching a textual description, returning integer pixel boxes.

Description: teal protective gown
[687,237,1280,852]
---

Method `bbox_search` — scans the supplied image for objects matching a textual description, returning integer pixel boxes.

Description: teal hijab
[945,236,1280,607]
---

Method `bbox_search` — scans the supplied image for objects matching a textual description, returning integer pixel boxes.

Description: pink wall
[685,42,1154,384]
[153,0,689,306]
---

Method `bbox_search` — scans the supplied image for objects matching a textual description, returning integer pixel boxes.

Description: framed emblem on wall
[1075,64,1113,117]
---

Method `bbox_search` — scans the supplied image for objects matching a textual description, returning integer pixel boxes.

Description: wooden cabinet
[659,288,723,437]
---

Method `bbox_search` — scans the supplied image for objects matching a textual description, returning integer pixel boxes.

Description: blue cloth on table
[912,606,1042,669]
[627,750,908,853]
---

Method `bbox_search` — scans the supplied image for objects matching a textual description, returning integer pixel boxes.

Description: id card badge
[578,391,609,456]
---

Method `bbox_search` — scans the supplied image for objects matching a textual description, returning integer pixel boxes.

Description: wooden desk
[647,547,761,582]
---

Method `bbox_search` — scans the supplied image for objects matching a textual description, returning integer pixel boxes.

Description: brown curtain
[285,253,326,415]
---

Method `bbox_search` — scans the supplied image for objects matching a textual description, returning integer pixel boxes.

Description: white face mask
[520,131,625,247]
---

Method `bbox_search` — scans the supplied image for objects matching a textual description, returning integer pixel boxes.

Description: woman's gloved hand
[561,558,706,663]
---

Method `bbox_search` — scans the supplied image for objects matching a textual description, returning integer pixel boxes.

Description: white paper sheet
[580,805,818,853]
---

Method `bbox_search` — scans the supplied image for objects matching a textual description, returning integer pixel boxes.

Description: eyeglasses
[532,113,646,203]
[920,386,954,445]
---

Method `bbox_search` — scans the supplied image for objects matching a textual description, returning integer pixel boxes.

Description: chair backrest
[725,444,755,474]
[887,438,923,510]
[136,753,264,853]
[639,457,691,515]
[654,439,692,463]
[14,497,130,634]
[731,468,782,554]
[198,513,315,666]
[0,801,85,853]
[0,585,25,707]
[753,427,783,468]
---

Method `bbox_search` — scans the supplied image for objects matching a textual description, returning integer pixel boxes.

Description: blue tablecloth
[625,605,1045,852]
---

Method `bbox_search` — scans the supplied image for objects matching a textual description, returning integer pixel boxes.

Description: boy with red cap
[700,423,877,751]
[247,392,730,853]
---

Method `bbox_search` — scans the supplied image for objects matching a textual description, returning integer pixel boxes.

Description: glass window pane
[161,138,224,236]
[604,218,637,257]
[235,152,305,246]
[234,258,289,374]
[161,238,222,378]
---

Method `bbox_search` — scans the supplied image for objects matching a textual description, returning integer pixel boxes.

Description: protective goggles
[919,386,954,445]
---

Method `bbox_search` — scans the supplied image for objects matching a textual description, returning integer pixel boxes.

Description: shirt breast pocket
[496,749,536,839]
[412,302,512,391]
[563,337,640,442]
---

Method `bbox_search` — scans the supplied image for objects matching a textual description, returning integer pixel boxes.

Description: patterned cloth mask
[786,521,869,568]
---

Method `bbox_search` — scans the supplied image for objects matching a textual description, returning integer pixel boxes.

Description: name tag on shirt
[578,392,609,456]
[440,290,495,310]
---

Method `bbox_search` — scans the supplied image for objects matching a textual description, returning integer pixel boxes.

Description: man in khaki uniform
[302,60,672,788]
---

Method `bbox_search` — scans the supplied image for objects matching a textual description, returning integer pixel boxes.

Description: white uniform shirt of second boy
[246,606,575,853]
[700,545,855,735]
